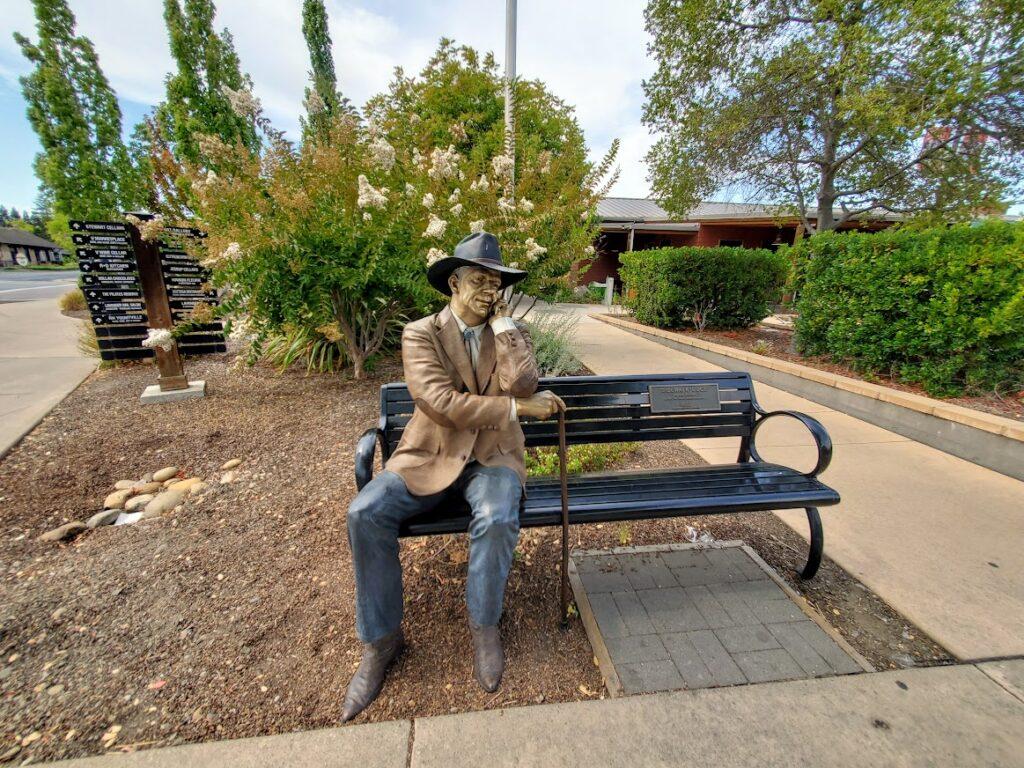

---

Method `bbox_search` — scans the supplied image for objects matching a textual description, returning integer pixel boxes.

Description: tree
[157,0,258,167]
[300,0,355,142]
[365,40,618,295]
[169,42,616,378]
[643,0,1024,232]
[14,0,146,219]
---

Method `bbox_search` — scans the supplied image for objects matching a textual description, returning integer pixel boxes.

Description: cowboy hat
[426,231,527,296]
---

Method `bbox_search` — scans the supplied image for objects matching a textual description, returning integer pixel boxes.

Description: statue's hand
[515,391,566,420]
[489,297,511,319]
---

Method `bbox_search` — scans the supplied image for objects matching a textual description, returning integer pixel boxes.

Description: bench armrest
[750,410,833,478]
[355,428,384,491]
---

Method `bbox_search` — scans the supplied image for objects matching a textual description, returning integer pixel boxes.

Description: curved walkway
[569,309,1024,661]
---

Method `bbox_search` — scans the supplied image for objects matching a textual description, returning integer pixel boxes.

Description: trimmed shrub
[792,220,1024,397]
[525,311,583,376]
[620,246,789,329]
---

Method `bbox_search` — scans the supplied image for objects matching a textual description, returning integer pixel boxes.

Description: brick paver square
[604,634,670,665]
[732,648,805,683]
[616,659,684,693]
[574,545,863,696]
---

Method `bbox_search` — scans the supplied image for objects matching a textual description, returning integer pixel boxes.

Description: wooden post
[128,222,188,392]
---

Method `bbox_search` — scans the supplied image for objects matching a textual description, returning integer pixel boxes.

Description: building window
[719,239,743,247]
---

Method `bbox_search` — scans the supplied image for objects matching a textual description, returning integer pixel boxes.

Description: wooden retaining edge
[595,314,1024,444]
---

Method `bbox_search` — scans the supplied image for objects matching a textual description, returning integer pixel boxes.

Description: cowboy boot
[469,622,504,692]
[341,628,405,722]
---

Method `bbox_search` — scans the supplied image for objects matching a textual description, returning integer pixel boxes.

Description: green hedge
[620,246,789,329]
[792,221,1024,397]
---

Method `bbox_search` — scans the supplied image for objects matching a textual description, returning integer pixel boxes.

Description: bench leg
[800,507,823,580]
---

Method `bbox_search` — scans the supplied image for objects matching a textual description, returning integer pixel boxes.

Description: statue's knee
[475,497,519,535]
[347,491,375,534]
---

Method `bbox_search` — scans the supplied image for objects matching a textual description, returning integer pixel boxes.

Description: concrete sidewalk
[0,298,96,459]
[36,662,1024,767]
[572,313,1024,661]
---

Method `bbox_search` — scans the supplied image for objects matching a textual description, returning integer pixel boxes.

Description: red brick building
[581,198,895,289]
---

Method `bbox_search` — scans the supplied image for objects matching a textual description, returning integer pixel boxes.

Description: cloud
[1,0,657,205]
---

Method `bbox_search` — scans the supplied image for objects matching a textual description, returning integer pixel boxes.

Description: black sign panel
[648,383,722,414]
[79,258,136,273]
[91,312,148,325]
[71,232,131,246]
[84,287,142,301]
[81,273,140,287]
[69,220,127,233]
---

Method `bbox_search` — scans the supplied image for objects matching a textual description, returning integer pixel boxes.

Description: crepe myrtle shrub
[620,246,789,330]
[792,221,1024,397]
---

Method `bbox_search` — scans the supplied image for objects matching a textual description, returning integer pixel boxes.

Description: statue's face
[450,267,502,324]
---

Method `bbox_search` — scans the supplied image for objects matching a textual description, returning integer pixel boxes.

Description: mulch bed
[675,325,1024,423]
[0,354,950,764]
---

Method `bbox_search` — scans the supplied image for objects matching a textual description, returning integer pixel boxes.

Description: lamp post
[504,0,517,196]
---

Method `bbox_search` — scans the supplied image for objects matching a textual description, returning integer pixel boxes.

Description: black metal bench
[355,372,839,580]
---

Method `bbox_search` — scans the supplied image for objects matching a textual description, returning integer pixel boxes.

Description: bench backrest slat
[379,373,756,458]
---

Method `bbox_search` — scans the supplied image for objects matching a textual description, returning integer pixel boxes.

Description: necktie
[463,328,478,369]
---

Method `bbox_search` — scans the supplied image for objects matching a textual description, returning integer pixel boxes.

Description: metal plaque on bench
[648,383,721,413]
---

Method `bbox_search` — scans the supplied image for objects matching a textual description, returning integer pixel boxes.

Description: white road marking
[0,281,77,294]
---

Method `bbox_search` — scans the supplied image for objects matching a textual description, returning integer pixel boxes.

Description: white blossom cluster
[357,175,388,209]
[428,145,461,180]
[304,90,326,115]
[405,183,417,197]
[469,174,490,192]
[491,154,514,180]
[139,215,166,242]
[470,219,486,234]
[584,245,596,256]
[450,203,463,217]
[524,237,547,261]
[518,198,534,213]
[449,122,468,141]
[221,84,261,120]
[497,197,517,215]
[142,328,175,352]
[363,212,373,222]
[426,247,448,266]
[448,189,460,203]
[421,193,435,209]
[412,149,426,169]
[537,151,552,175]
[423,214,448,239]
[369,137,396,172]
[227,315,254,343]
[222,242,243,261]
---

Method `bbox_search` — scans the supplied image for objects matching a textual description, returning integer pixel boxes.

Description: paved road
[0,269,80,303]
[0,290,96,459]
[573,311,1024,661]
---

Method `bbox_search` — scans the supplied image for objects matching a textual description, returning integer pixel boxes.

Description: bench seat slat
[397,464,838,536]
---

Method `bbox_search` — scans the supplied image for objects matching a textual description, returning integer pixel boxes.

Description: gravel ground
[0,355,950,764]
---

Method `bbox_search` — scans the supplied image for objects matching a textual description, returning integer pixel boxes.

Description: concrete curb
[595,314,1024,482]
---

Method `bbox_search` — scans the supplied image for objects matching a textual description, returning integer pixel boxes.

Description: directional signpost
[70,217,227,404]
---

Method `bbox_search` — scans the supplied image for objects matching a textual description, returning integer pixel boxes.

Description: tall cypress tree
[158,0,258,165]
[300,0,355,141]
[14,0,144,219]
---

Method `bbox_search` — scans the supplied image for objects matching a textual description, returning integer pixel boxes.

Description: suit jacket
[384,304,539,496]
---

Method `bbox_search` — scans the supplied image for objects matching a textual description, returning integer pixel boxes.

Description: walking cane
[557,409,570,628]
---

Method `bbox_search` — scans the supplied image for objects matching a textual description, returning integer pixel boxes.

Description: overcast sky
[0,0,656,213]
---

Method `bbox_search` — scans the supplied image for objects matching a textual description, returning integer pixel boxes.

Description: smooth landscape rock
[221,458,242,470]
[39,522,87,542]
[131,481,163,495]
[103,489,132,509]
[162,478,177,488]
[168,477,203,494]
[114,511,142,526]
[152,466,179,482]
[124,493,155,512]
[141,489,184,519]
[220,470,238,484]
[86,510,120,528]
[140,472,154,483]
[113,480,137,490]
[188,481,207,496]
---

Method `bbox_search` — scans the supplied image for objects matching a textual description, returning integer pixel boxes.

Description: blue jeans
[347,464,522,643]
